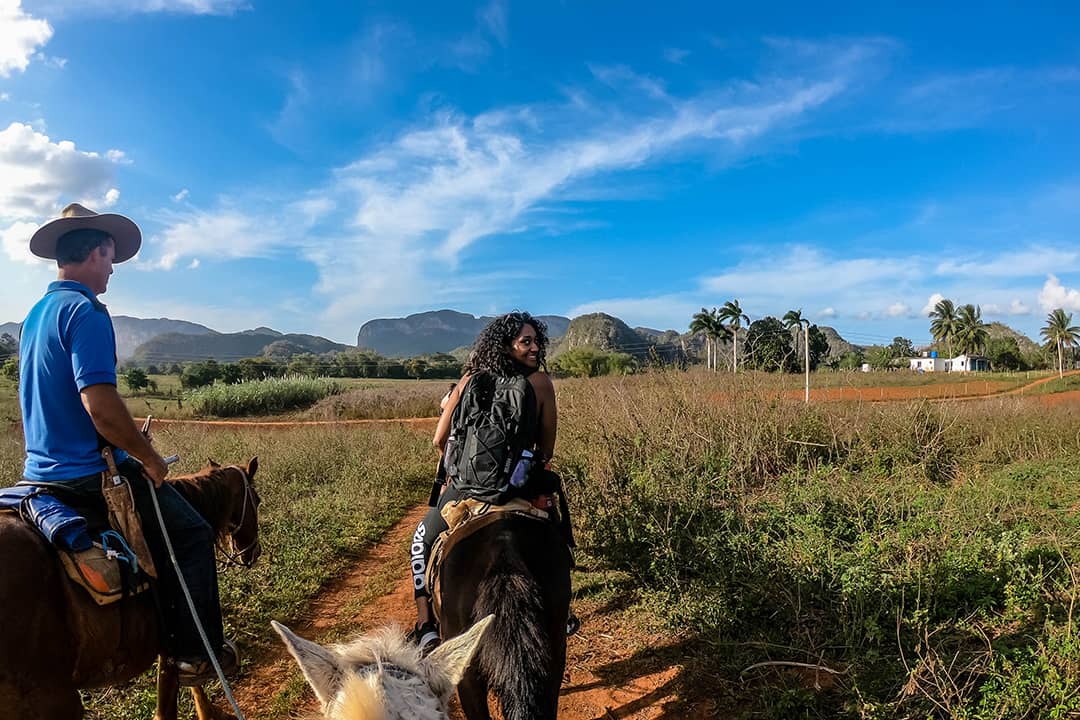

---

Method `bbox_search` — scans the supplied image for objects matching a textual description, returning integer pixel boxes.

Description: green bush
[184,375,342,417]
[557,370,1080,718]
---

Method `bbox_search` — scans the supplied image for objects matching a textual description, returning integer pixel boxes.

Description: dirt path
[233,504,701,720]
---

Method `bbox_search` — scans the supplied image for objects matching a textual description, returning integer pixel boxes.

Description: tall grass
[302,381,447,420]
[557,369,1080,718]
[185,376,343,417]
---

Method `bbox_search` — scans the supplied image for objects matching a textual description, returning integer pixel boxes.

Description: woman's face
[509,323,540,368]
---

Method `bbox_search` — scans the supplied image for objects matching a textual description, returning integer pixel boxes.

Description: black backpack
[444,371,537,504]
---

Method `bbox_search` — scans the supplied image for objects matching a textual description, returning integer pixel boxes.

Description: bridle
[216,465,260,569]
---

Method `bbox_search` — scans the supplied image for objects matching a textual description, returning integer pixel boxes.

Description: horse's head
[218,456,261,568]
[272,615,493,720]
[179,456,262,568]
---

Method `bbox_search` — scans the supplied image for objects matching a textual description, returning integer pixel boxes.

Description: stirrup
[174,639,239,687]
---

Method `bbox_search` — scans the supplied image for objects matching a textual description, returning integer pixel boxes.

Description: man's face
[87,239,116,295]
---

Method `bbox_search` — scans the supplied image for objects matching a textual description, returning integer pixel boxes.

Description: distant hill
[1,316,216,359]
[986,322,1040,355]
[132,330,350,365]
[556,313,652,357]
[817,326,860,359]
[357,310,571,357]
[112,316,215,361]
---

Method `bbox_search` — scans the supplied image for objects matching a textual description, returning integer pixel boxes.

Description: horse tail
[474,552,550,720]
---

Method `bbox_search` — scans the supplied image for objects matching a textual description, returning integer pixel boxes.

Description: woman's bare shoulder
[528,371,555,394]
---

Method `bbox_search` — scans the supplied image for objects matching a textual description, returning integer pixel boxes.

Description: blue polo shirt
[20,280,128,481]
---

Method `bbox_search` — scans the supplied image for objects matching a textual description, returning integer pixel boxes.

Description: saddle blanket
[0,484,92,551]
[0,484,145,605]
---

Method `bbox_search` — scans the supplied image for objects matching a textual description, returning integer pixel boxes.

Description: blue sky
[2,1,1079,346]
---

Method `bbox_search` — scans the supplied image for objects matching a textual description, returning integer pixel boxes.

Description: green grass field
[4,369,1080,717]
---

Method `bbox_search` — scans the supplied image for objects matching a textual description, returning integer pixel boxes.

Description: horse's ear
[246,456,258,482]
[272,620,342,708]
[208,458,221,468]
[422,614,493,697]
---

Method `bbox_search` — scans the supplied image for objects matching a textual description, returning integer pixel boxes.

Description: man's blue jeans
[47,460,223,659]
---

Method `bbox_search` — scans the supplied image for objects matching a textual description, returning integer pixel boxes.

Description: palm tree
[783,309,812,402]
[782,309,805,362]
[928,298,958,358]
[1041,308,1080,380]
[954,304,988,357]
[690,308,718,370]
[718,299,750,371]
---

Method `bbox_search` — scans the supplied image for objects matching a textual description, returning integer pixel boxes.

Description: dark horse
[437,512,572,720]
[0,458,261,720]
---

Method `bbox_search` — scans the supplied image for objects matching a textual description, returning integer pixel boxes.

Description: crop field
[2,370,1080,718]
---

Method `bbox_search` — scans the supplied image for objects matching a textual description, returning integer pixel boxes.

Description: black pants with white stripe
[411,482,463,599]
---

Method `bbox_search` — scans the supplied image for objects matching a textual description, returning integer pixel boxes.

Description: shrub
[184,375,342,417]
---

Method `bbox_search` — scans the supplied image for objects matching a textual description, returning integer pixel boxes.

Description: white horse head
[272,615,493,720]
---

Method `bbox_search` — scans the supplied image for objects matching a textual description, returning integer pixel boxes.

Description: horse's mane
[336,675,388,720]
[169,466,238,536]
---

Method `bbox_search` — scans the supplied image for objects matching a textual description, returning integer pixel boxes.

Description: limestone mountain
[356,310,571,357]
[0,316,215,360]
[132,330,349,365]
[985,322,1040,355]
[555,313,654,357]
[817,326,860,360]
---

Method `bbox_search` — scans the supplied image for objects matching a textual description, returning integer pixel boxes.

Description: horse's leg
[191,686,238,720]
[456,666,492,720]
[153,655,181,720]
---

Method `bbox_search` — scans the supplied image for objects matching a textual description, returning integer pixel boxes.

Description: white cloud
[187,258,200,269]
[0,93,9,101]
[935,247,1080,278]
[144,207,288,270]
[0,0,53,77]
[0,122,126,220]
[663,48,691,65]
[478,0,507,47]
[818,307,837,318]
[35,0,249,16]
[886,302,911,318]
[34,52,66,69]
[983,299,1032,317]
[1,220,43,264]
[1039,275,1080,313]
[1010,299,1031,315]
[921,292,945,316]
[172,188,189,202]
[103,188,120,206]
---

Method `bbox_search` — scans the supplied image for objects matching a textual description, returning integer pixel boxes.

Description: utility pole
[803,319,811,403]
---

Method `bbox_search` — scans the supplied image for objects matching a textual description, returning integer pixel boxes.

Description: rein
[215,465,258,569]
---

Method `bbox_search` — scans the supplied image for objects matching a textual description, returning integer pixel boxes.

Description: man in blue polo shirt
[20,202,236,686]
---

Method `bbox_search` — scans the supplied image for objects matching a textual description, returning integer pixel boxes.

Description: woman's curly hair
[464,311,548,377]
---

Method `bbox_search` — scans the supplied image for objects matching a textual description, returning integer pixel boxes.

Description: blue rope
[99,529,139,575]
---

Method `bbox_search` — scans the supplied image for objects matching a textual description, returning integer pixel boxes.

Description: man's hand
[142,452,169,488]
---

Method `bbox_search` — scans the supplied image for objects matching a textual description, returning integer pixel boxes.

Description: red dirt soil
[231,505,705,720]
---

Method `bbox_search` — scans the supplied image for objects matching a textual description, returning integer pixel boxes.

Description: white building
[909,353,990,373]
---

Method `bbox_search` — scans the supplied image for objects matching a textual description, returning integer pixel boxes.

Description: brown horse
[437,513,572,720]
[0,458,261,720]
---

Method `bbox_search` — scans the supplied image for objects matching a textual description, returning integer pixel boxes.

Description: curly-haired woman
[408,311,557,653]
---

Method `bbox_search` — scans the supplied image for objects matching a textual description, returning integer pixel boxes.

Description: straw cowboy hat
[29,203,142,263]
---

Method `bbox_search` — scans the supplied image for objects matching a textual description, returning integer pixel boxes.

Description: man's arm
[80,383,168,487]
